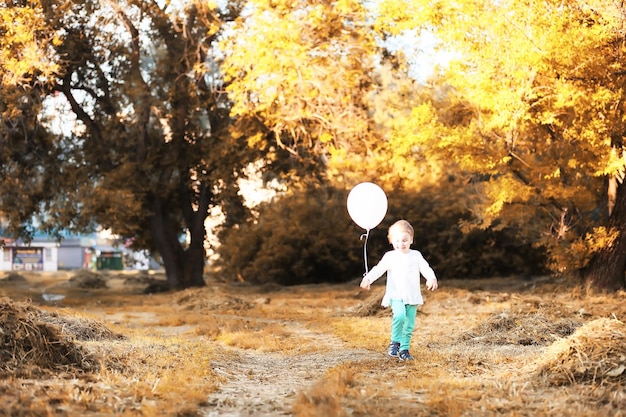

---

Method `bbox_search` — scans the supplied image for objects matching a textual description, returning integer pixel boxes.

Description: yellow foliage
[595,148,626,178]
[544,168,561,180]
[220,0,376,155]
[373,0,432,35]
[0,4,58,88]
[558,227,620,271]
[360,0,626,277]
[246,132,266,148]
[319,132,334,144]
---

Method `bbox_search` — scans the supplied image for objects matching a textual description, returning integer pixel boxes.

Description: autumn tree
[0,0,260,289]
[220,0,380,181]
[372,0,626,289]
[8,0,623,290]
[3,0,396,289]
[0,1,61,240]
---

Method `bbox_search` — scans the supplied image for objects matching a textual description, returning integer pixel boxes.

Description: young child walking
[360,219,438,361]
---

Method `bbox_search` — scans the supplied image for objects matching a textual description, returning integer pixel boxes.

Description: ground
[0,270,624,416]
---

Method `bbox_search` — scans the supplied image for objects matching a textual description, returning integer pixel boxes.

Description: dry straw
[349,288,386,317]
[38,310,127,342]
[537,317,626,386]
[0,298,123,377]
[460,310,581,346]
[67,270,108,288]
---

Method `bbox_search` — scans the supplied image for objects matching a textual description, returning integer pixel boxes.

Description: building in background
[0,244,58,272]
[0,230,154,272]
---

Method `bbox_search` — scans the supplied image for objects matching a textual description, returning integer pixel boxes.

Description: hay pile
[68,270,107,289]
[124,272,158,285]
[38,311,127,342]
[0,298,111,377]
[538,317,626,386]
[174,286,254,311]
[460,311,581,346]
[0,273,26,283]
[348,288,387,317]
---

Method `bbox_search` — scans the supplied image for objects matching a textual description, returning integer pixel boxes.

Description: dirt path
[202,319,381,417]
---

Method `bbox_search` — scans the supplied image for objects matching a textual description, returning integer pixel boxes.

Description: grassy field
[0,270,624,416]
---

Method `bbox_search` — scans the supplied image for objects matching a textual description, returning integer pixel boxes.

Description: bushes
[216,184,549,286]
[383,186,548,279]
[216,186,365,285]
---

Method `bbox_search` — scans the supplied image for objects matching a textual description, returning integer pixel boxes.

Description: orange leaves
[0,4,58,88]
[220,0,376,157]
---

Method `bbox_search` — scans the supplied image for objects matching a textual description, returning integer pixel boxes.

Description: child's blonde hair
[387,220,414,243]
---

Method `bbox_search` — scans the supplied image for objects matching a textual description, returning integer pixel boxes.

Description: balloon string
[360,229,370,275]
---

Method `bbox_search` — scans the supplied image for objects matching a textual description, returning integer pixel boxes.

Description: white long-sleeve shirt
[363,249,437,307]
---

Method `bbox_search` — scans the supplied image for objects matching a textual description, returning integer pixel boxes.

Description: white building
[0,241,59,272]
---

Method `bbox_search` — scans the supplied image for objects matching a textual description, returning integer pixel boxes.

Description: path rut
[202,319,380,416]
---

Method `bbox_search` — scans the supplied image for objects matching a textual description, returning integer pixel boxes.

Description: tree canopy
[1,0,258,288]
[222,0,626,288]
[1,0,625,290]
[219,0,381,184]
[1,2,61,239]
[370,0,626,288]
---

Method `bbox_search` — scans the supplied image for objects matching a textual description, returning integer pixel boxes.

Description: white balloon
[347,182,388,230]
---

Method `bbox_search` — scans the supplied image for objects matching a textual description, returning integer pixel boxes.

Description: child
[360,219,438,361]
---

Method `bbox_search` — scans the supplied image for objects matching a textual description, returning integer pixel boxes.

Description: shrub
[216,186,364,285]
[216,183,549,286]
[383,186,548,279]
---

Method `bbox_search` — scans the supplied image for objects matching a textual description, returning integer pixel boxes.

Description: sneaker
[387,342,400,357]
[398,350,414,361]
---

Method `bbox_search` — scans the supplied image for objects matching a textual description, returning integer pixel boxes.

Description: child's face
[390,231,412,254]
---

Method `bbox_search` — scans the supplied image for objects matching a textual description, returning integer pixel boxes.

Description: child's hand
[360,278,371,290]
[426,279,438,291]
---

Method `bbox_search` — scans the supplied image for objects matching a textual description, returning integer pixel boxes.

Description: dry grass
[1,271,626,416]
[290,278,626,417]
[459,310,581,345]
[292,364,360,417]
[537,317,626,386]
[218,321,301,352]
[0,295,221,416]
[0,298,99,377]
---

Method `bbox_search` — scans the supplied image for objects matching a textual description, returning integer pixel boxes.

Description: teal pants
[390,299,418,351]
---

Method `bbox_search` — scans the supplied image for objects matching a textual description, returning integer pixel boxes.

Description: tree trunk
[183,185,210,289]
[149,197,206,290]
[583,180,626,291]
